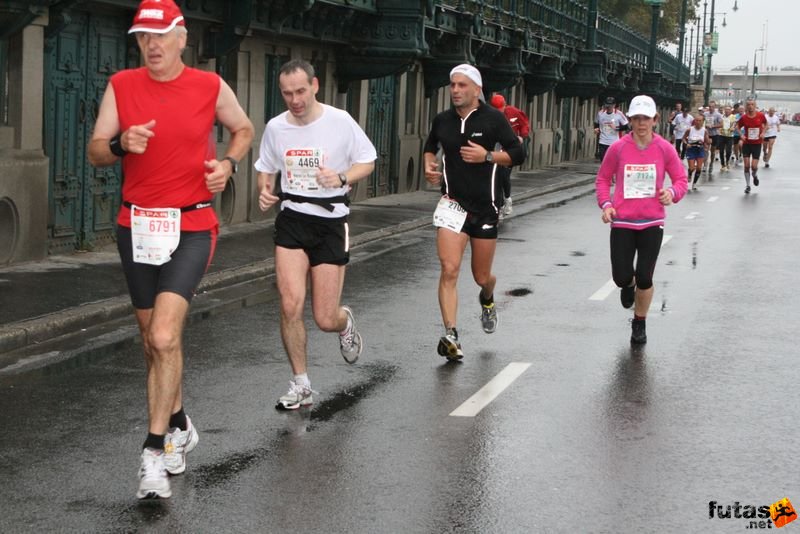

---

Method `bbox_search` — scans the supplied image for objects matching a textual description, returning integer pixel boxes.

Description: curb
[0,175,596,358]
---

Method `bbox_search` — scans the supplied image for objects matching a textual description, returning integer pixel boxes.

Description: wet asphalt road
[1,127,799,533]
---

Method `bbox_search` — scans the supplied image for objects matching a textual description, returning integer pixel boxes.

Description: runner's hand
[123,119,156,154]
[316,166,343,189]
[424,159,442,185]
[258,180,279,211]
[601,206,616,224]
[203,159,229,193]
[460,140,489,163]
[658,188,674,206]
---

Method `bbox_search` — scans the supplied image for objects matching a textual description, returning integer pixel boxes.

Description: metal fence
[437,0,684,79]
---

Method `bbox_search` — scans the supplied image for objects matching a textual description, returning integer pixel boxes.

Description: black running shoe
[620,285,635,309]
[753,174,759,186]
[745,186,751,194]
[765,163,770,168]
[630,319,647,345]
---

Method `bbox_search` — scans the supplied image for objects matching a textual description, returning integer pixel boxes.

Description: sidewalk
[0,162,598,371]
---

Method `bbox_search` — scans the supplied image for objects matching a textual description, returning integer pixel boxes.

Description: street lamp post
[644,0,667,72]
[704,0,716,105]
[677,0,689,82]
[751,47,764,96]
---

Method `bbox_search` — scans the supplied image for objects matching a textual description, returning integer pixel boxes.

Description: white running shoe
[339,305,363,364]
[276,380,315,410]
[163,415,199,475]
[137,448,171,499]
[502,196,513,217]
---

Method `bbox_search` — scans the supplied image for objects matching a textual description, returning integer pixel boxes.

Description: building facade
[0,0,688,264]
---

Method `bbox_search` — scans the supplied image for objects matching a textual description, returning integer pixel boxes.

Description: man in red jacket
[490,94,530,217]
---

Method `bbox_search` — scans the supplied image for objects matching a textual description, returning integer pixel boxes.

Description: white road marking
[707,196,719,202]
[685,211,700,220]
[450,363,531,417]
[722,186,730,191]
[589,279,618,301]
[589,235,672,301]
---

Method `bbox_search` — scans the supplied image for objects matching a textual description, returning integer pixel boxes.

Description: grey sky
[688,0,800,71]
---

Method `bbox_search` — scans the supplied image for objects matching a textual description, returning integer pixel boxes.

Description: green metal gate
[364,74,397,197]
[44,10,127,253]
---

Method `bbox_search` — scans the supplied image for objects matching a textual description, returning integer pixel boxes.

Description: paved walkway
[0,162,599,370]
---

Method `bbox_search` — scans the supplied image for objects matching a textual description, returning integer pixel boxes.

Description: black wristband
[109,134,127,158]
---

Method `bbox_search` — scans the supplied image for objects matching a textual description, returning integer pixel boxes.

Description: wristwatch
[109,134,127,157]
[223,156,239,175]
[485,151,494,163]
[338,173,348,186]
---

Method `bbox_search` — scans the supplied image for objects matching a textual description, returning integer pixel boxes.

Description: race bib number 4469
[285,148,325,192]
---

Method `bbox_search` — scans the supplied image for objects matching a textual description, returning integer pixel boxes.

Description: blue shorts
[685,145,705,160]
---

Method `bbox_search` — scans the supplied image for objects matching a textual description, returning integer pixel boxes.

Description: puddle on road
[506,287,533,297]
[184,361,399,493]
[310,361,398,423]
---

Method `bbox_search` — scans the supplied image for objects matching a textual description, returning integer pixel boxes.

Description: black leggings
[718,137,733,164]
[610,226,664,290]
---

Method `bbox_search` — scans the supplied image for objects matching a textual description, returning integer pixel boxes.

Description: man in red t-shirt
[490,94,530,216]
[736,97,767,194]
[88,0,254,500]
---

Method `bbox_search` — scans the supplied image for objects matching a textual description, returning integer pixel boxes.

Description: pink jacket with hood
[595,133,688,230]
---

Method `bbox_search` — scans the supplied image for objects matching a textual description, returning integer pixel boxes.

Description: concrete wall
[0,17,48,264]
[0,149,49,264]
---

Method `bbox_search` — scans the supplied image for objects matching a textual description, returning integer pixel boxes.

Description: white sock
[294,373,310,387]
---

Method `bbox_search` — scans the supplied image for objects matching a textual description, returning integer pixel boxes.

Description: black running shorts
[116,225,216,309]
[742,144,762,159]
[273,208,349,266]
[461,211,499,239]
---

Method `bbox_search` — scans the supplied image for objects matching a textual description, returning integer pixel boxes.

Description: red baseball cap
[128,0,185,34]
[490,94,506,109]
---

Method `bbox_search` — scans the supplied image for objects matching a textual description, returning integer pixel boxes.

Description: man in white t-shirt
[671,105,694,159]
[255,59,377,410]
[594,97,629,161]
[762,107,781,168]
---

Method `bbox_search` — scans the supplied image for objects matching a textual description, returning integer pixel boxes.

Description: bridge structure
[710,71,800,113]
[712,71,800,94]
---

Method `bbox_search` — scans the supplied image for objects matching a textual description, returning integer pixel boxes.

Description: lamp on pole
[644,0,667,72]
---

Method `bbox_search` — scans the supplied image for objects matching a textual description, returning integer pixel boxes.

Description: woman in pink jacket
[595,95,688,344]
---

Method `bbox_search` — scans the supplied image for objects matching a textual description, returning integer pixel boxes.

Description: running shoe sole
[137,487,172,499]
[437,337,463,361]
[339,305,362,364]
[275,397,313,411]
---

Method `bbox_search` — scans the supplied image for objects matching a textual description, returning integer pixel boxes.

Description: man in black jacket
[423,64,525,361]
